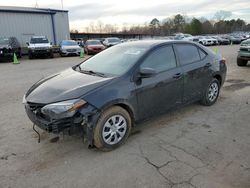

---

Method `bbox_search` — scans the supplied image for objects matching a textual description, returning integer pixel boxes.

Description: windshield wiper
[80,69,106,77]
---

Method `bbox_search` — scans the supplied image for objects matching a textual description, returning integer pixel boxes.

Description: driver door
[135,45,184,120]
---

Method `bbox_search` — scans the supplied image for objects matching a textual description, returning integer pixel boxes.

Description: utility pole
[61,0,64,9]
[35,0,39,8]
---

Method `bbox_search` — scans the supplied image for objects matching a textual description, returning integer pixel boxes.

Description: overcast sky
[0,0,249,31]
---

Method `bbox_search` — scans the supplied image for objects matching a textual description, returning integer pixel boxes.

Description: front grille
[66,49,77,52]
[240,48,250,52]
[35,47,47,50]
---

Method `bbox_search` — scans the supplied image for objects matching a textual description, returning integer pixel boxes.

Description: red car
[84,40,105,55]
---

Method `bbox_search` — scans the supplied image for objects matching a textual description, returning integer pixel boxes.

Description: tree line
[71,11,250,36]
[123,14,250,36]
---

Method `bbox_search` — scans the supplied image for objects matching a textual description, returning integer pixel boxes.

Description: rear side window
[198,49,207,59]
[175,44,200,65]
[141,46,177,73]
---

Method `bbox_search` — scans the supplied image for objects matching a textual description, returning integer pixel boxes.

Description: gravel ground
[0,45,250,188]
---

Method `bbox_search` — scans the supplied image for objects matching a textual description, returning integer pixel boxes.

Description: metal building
[0,6,70,47]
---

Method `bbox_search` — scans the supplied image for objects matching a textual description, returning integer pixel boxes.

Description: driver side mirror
[26,42,29,46]
[139,67,157,78]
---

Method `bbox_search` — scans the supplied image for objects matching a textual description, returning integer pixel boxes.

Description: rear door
[135,45,184,120]
[174,43,211,103]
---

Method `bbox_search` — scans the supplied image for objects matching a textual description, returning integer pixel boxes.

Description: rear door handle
[173,73,182,79]
[205,63,212,68]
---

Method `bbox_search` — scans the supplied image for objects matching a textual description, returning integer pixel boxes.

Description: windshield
[86,40,102,45]
[79,45,149,76]
[61,40,77,46]
[108,38,120,43]
[0,38,9,45]
[30,37,49,44]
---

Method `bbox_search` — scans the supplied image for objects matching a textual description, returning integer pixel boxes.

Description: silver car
[59,40,81,56]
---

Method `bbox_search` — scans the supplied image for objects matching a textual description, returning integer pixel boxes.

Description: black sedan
[23,40,227,151]
[0,37,21,62]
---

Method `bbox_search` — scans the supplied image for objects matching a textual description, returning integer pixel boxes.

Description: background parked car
[237,39,250,66]
[102,37,121,47]
[27,36,53,59]
[225,35,241,44]
[198,36,213,46]
[174,33,199,43]
[213,36,230,45]
[84,40,106,55]
[0,37,21,62]
[59,40,81,57]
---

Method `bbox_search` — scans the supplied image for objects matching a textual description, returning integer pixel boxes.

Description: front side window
[86,40,102,45]
[0,37,9,45]
[61,40,77,46]
[30,37,49,44]
[175,44,200,65]
[140,46,177,73]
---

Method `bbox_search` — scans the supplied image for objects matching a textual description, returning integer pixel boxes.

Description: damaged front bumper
[24,102,100,146]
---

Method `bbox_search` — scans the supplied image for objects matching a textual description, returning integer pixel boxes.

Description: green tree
[173,14,185,32]
[189,18,202,35]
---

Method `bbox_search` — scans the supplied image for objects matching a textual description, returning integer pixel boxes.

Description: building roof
[0,6,68,14]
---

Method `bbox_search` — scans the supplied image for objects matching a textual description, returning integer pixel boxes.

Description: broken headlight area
[25,99,87,133]
[41,99,87,119]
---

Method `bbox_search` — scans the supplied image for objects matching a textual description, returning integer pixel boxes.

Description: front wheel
[49,51,54,58]
[237,58,248,66]
[94,106,132,151]
[28,51,33,59]
[200,79,220,106]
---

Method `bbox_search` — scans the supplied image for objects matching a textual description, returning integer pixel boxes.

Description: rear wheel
[94,106,132,151]
[237,58,248,66]
[200,79,220,106]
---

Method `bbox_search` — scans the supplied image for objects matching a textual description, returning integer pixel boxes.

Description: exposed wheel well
[213,75,222,85]
[115,103,135,126]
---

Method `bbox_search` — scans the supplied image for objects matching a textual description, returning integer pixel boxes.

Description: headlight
[22,95,27,104]
[41,99,86,119]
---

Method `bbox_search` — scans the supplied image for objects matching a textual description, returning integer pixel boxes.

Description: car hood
[25,68,113,104]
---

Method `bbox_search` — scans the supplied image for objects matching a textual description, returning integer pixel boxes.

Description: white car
[103,37,121,47]
[198,36,217,46]
[27,36,53,59]
[59,40,81,57]
[175,33,199,43]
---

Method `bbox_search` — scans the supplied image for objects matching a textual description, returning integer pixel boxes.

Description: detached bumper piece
[25,102,82,134]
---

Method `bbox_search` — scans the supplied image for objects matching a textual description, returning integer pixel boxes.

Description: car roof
[117,40,198,48]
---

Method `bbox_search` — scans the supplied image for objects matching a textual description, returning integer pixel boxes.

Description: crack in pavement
[138,145,205,188]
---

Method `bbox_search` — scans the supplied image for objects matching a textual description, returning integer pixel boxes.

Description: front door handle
[173,73,182,79]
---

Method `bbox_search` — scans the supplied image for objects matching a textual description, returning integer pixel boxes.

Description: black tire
[18,51,22,58]
[93,106,132,151]
[200,79,220,106]
[237,58,248,67]
[49,52,54,58]
[85,49,88,55]
[28,51,33,59]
